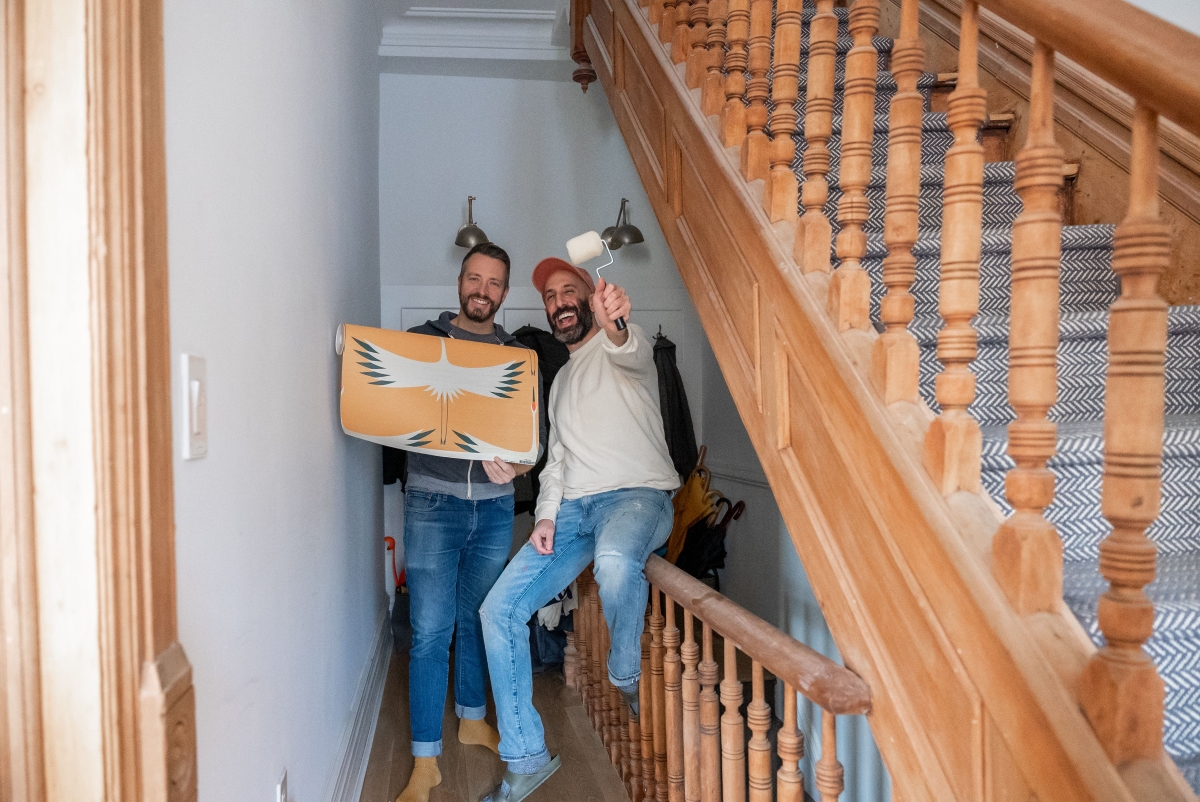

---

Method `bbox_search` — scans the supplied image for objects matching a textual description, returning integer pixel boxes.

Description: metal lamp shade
[612,223,644,248]
[455,195,489,248]
[455,223,489,248]
[601,198,644,250]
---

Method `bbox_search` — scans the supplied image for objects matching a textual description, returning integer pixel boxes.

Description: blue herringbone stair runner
[758,5,1200,788]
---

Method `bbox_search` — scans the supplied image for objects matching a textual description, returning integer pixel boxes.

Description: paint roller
[566,231,627,331]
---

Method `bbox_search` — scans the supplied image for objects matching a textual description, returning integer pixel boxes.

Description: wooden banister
[740,0,771,182]
[924,0,985,495]
[718,0,748,147]
[764,0,801,223]
[828,0,880,332]
[872,0,923,404]
[571,0,1200,793]
[645,556,872,715]
[796,0,837,273]
[992,40,1064,615]
[1080,101,1169,764]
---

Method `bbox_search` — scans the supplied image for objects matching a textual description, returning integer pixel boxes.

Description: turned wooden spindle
[763,0,801,222]
[574,574,591,698]
[651,590,669,802]
[649,0,664,27]
[1079,101,1168,764]
[795,0,837,272]
[620,697,634,785]
[924,0,986,495]
[681,612,701,802]
[686,0,710,88]
[815,711,844,800]
[698,624,721,802]
[992,41,1065,615]
[593,583,607,732]
[776,685,804,802]
[641,627,657,802]
[660,0,678,44]
[747,662,773,802]
[720,639,746,802]
[672,0,693,63]
[828,0,880,331]
[719,0,749,147]
[601,608,617,752]
[700,0,728,116]
[871,0,923,403]
[740,0,771,181]
[664,598,685,802]
[564,630,580,690]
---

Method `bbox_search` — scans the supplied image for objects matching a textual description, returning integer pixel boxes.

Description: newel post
[571,0,597,92]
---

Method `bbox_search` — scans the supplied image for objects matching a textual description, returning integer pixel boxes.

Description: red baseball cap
[532,257,595,296]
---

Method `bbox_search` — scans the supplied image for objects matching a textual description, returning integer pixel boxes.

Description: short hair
[460,242,511,289]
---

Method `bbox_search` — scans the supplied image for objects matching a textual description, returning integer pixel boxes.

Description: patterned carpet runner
[764,5,1200,786]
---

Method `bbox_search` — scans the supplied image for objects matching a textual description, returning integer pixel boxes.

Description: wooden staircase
[568,0,1200,798]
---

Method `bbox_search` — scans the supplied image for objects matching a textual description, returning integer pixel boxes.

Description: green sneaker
[478,755,562,802]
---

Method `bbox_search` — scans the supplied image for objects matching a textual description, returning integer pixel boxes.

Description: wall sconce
[454,196,489,248]
[600,198,645,250]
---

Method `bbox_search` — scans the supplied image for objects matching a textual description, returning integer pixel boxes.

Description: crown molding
[379,6,570,61]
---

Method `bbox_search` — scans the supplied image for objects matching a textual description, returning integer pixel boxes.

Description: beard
[459,292,498,323]
[548,301,594,346]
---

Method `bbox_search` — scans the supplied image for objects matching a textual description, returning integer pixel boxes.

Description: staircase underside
[580,0,1197,799]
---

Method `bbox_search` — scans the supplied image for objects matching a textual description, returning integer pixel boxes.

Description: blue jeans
[404,489,514,757]
[480,487,674,772]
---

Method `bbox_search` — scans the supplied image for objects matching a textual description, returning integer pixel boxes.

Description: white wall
[164,1,383,800]
[378,72,705,429]
[1127,1,1200,35]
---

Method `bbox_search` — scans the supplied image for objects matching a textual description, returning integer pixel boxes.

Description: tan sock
[397,756,441,802]
[458,717,501,754]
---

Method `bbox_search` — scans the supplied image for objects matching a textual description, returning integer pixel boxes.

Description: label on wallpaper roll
[339,323,540,464]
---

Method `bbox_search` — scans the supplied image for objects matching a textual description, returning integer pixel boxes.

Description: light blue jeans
[480,487,674,772]
[404,489,514,757]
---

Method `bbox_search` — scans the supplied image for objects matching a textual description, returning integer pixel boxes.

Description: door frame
[1,1,196,799]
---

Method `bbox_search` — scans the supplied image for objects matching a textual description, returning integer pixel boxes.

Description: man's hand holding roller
[591,277,631,346]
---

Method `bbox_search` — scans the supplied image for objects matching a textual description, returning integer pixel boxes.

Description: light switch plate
[181,354,207,460]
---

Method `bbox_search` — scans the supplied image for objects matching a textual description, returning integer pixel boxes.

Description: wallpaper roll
[339,323,540,464]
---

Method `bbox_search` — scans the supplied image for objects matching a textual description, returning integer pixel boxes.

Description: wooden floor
[360,649,632,802]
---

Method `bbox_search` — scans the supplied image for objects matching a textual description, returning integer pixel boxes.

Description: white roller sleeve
[566,230,605,265]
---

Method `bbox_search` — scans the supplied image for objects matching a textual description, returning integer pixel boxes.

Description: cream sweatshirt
[535,324,681,524]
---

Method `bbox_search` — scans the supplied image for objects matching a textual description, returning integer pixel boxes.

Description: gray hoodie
[404,311,547,500]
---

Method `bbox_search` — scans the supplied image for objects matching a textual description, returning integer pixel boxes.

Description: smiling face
[542,269,596,347]
[458,253,509,323]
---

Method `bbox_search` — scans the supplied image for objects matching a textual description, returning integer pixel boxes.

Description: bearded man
[396,242,547,802]
[478,257,679,802]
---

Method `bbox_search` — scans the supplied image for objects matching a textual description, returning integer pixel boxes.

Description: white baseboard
[324,607,393,802]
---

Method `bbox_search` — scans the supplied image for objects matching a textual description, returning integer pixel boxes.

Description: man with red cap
[478,257,679,801]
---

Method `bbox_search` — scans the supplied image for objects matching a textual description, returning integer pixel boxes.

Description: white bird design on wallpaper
[353,337,525,446]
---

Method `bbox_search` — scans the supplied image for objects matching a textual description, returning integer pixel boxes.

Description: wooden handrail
[644,555,872,716]
[976,0,1200,138]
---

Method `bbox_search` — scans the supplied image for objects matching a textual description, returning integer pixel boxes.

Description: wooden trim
[0,1,45,799]
[323,611,393,802]
[22,0,194,798]
[645,556,872,715]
